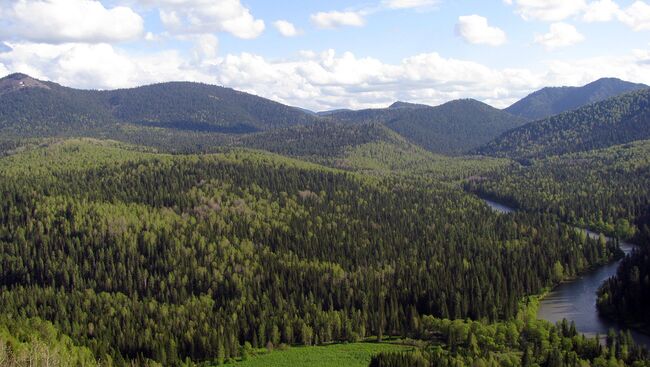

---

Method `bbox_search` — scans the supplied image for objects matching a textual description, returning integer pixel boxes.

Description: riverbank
[481,197,650,349]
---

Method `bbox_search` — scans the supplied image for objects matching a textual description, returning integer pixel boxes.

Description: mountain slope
[506,78,648,120]
[0,73,322,135]
[105,82,321,133]
[326,99,526,155]
[0,74,114,135]
[480,89,650,159]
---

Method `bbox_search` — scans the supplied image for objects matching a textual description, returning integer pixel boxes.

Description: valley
[0,73,649,367]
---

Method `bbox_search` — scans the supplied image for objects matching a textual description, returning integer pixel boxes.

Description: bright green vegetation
[598,247,650,332]
[0,315,99,366]
[481,89,650,160]
[224,342,412,367]
[468,139,650,240]
[368,300,650,366]
[324,99,526,155]
[237,122,404,162]
[2,72,650,366]
[505,78,647,121]
[0,139,621,365]
[0,138,161,176]
[340,140,512,182]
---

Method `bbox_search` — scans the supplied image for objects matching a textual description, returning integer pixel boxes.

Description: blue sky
[1,0,650,110]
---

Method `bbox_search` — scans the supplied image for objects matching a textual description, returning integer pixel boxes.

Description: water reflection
[482,198,650,348]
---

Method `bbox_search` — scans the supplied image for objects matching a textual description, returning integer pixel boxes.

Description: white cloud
[311,11,366,29]
[535,22,585,50]
[0,0,143,43]
[582,0,621,22]
[273,20,300,37]
[507,0,650,31]
[506,0,587,21]
[141,0,265,39]
[381,0,439,9]
[0,41,214,90]
[618,1,650,31]
[456,15,507,46]
[192,34,219,61]
[3,40,650,111]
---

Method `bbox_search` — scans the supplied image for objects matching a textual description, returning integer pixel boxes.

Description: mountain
[105,82,321,133]
[480,88,650,159]
[0,73,322,135]
[388,101,430,109]
[326,99,526,155]
[506,78,648,120]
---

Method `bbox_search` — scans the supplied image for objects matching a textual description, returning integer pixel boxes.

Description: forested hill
[479,88,650,160]
[505,77,648,120]
[0,138,620,365]
[0,73,115,134]
[322,99,526,155]
[0,73,322,135]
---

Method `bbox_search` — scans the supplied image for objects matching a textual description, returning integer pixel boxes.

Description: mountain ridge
[0,73,324,135]
[480,88,650,159]
[324,98,526,155]
[505,77,648,120]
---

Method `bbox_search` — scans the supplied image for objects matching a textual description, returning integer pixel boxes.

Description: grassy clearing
[221,341,414,367]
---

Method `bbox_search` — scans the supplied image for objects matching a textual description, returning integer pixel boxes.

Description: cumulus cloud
[0,41,217,90]
[535,23,585,50]
[0,0,144,43]
[456,15,507,46]
[507,0,650,31]
[2,39,650,111]
[311,11,366,29]
[506,0,588,21]
[582,0,621,22]
[273,20,300,37]
[381,0,440,9]
[140,0,265,39]
[618,1,650,31]
[192,34,219,61]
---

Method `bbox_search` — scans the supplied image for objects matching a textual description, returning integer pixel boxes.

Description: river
[482,198,650,349]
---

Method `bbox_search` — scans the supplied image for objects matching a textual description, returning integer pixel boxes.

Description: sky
[1,0,650,111]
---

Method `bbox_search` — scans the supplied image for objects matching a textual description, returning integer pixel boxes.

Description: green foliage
[224,342,411,367]
[0,139,618,365]
[481,89,650,160]
[0,74,321,136]
[468,139,650,240]
[367,310,650,367]
[598,247,650,329]
[340,140,512,182]
[505,77,647,120]
[321,99,526,155]
[0,315,99,366]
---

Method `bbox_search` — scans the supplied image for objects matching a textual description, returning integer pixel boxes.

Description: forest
[480,89,650,160]
[466,140,650,242]
[598,247,650,332]
[0,139,629,365]
[369,300,650,367]
[2,73,650,366]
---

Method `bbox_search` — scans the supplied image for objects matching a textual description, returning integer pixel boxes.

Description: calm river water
[482,198,650,349]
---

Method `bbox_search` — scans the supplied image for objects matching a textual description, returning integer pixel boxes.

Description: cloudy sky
[1,0,649,110]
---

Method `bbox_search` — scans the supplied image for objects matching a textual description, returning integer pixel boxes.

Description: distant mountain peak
[506,77,648,120]
[0,73,51,95]
[389,101,429,109]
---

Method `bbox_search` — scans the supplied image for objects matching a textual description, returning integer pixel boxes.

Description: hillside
[480,89,650,160]
[506,78,648,120]
[0,73,322,135]
[468,139,650,239]
[0,73,114,135]
[325,99,526,155]
[0,138,618,365]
